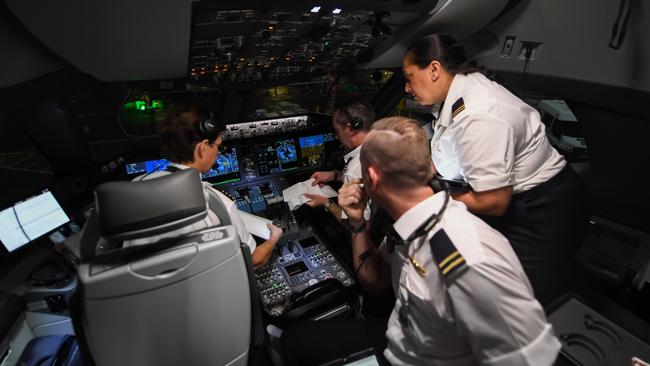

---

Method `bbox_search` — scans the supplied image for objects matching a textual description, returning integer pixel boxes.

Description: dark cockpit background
[1,0,650,363]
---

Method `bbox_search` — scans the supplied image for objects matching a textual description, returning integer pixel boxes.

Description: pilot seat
[71,169,265,366]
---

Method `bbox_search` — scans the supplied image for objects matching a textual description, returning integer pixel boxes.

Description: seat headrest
[94,169,208,241]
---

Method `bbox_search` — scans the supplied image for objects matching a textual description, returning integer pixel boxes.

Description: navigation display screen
[0,190,69,253]
[275,139,300,171]
[204,146,241,184]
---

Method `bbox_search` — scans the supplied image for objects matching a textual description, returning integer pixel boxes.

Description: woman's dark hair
[158,104,225,164]
[405,34,482,75]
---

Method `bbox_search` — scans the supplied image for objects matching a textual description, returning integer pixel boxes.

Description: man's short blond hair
[361,117,432,190]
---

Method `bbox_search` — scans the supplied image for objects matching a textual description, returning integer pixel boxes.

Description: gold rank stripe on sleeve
[437,250,460,269]
[429,229,469,284]
[451,97,465,119]
[451,105,465,118]
[442,256,465,275]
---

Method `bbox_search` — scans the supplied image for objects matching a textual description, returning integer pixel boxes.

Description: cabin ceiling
[5,0,440,85]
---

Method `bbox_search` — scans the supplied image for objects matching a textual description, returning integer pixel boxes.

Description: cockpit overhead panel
[187,2,442,87]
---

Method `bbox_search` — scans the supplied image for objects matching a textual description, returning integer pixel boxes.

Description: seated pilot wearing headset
[125,105,282,269]
[304,98,375,223]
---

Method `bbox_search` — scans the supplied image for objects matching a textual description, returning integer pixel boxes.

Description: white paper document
[282,178,338,211]
[238,209,273,239]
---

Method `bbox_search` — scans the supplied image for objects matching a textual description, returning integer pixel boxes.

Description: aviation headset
[347,113,364,130]
[341,103,366,131]
[196,117,221,142]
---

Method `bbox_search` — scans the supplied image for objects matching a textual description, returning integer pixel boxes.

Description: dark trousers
[281,319,388,366]
[483,165,590,306]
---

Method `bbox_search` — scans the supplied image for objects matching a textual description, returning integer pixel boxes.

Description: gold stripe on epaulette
[451,105,465,118]
[442,256,466,275]
[437,250,460,269]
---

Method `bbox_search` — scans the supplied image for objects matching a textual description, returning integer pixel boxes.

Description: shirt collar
[344,145,362,162]
[392,192,447,241]
[437,73,467,127]
[430,103,441,119]
[429,103,442,131]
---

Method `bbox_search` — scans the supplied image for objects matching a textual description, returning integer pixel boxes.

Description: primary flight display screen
[125,159,170,175]
[0,190,69,253]
[299,134,325,167]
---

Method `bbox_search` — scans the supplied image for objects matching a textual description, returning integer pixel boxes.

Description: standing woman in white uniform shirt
[402,34,590,305]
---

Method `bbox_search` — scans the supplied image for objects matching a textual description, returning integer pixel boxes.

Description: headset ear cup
[350,116,363,130]
[198,119,218,140]
[429,177,447,192]
[197,119,206,138]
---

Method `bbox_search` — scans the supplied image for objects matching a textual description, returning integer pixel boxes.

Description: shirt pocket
[398,283,446,356]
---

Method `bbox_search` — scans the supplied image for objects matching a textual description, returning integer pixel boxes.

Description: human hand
[267,223,283,242]
[303,193,328,208]
[311,171,336,186]
[338,179,367,225]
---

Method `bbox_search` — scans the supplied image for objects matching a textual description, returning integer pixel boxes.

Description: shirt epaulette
[451,97,466,120]
[429,229,468,285]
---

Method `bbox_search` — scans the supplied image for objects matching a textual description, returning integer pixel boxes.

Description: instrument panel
[255,230,354,317]
[124,115,340,191]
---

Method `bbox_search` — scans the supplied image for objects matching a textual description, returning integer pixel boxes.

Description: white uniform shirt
[430,73,565,193]
[380,193,561,365]
[124,163,257,252]
[340,145,372,221]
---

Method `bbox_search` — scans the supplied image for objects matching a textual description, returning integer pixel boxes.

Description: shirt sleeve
[340,156,371,220]
[208,185,257,253]
[446,262,561,366]
[452,114,516,192]
[229,205,257,253]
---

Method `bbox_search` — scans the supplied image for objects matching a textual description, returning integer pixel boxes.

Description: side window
[0,109,53,209]
[551,120,563,138]
[386,97,432,126]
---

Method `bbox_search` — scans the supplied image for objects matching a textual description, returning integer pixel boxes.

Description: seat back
[76,170,252,366]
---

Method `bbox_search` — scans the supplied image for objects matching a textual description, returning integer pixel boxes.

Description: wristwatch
[323,199,332,211]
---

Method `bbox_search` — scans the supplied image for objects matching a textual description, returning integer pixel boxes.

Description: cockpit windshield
[117,69,394,136]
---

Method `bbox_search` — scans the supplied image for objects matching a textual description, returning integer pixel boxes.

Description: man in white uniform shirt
[281,117,561,366]
[304,98,374,223]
